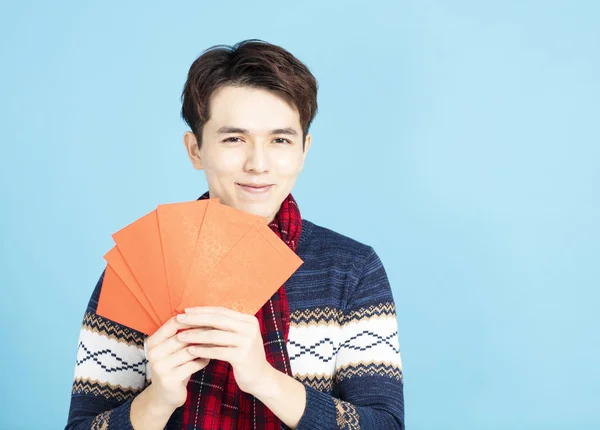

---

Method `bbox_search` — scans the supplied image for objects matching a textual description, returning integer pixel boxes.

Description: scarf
[182,192,301,430]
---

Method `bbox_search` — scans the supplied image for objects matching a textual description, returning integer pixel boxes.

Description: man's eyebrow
[216,126,298,136]
[269,127,298,136]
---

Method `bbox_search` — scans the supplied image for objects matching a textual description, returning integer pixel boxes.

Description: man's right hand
[145,315,210,408]
[130,316,209,429]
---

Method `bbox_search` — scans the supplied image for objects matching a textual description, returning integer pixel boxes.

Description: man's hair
[181,39,318,149]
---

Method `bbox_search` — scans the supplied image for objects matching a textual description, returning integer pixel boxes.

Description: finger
[185,306,254,322]
[160,345,199,369]
[149,326,213,362]
[178,312,250,333]
[188,345,232,362]
[152,346,204,376]
[147,330,188,362]
[177,329,240,347]
[146,315,190,349]
[174,358,210,380]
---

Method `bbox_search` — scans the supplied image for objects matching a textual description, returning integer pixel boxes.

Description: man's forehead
[210,85,300,116]
[207,107,301,136]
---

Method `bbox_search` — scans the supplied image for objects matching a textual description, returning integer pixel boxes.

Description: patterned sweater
[66,219,405,429]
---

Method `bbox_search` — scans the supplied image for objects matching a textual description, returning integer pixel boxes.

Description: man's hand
[144,316,211,409]
[176,306,274,396]
[174,306,307,429]
[130,316,210,429]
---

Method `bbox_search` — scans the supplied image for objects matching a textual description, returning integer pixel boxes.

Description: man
[66,39,404,429]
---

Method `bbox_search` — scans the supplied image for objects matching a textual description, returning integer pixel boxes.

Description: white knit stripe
[74,328,145,391]
[335,316,402,369]
[287,323,341,378]
[143,338,152,383]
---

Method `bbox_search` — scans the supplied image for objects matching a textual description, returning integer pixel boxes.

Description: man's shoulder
[300,218,374,260]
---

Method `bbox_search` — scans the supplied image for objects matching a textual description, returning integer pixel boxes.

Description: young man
[66,39,404,429]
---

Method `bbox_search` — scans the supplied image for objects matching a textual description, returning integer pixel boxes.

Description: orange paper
[96,199,303,336]
[104,246,161,325]
[178,222,303,314]
[112,210,171,323]
[156,199,211,310]
[178,200,263,311]
[97,265,159,335]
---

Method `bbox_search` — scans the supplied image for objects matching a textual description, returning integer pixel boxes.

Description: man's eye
[274,138,292,144]
[223,137,242,143]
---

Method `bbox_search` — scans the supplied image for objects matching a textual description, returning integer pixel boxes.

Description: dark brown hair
[181,39,318,148]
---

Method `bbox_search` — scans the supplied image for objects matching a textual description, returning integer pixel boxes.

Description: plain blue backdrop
[1,1,598,428]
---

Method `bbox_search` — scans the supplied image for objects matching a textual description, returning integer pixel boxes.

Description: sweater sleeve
[65,270,151,430]
[295,247,405,430]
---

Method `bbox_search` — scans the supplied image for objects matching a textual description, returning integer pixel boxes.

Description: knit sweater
[66,219,405,429]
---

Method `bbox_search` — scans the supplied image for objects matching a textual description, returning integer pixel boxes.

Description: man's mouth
[236,183,275,194]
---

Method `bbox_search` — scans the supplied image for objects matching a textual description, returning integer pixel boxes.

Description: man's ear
[183,131,203,170]
[299,133,312,172]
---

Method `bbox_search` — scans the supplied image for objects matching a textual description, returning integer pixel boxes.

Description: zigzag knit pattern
[81,312,145,345]
[72,379,143,403]
[75,340,147,375]
[288,326,400,360]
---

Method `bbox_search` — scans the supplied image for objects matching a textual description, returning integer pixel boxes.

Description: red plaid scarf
[182,192,301,430]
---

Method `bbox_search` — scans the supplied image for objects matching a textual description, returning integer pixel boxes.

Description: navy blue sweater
[66,219,405,429]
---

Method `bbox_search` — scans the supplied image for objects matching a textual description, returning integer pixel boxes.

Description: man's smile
[236,182,275,196]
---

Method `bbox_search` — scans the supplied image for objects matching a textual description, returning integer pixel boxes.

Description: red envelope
[96,199,303,335]
[177,200,263,312]
[97,265,159,335]
[178,222,303,314]
[104,246,161,325]
[156,199,212,311]
[112,210,171,323]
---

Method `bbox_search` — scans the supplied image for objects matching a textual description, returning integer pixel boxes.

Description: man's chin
[236,202,276,222]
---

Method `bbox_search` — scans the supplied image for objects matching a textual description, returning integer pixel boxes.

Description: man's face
[183,85,311,223]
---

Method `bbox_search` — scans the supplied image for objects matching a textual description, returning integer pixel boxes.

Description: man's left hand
[176,306,274,396]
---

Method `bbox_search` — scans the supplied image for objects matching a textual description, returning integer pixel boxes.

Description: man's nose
[244,142,269,173]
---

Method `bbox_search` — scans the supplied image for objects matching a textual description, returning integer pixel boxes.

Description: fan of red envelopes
[96,198,303,335]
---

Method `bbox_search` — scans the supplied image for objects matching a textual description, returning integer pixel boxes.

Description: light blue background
[1,1,598,429]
